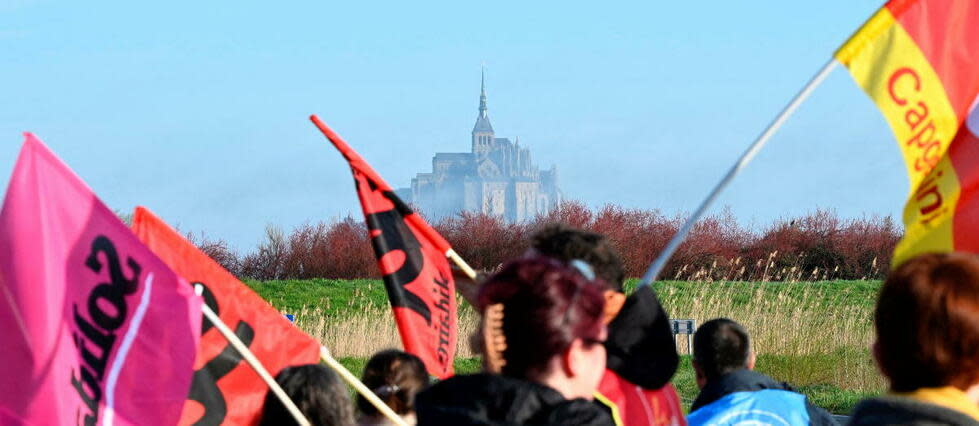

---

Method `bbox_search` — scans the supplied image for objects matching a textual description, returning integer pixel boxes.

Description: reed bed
[294,300,482,359]
[657,282,883,392]
[276,280,883,395]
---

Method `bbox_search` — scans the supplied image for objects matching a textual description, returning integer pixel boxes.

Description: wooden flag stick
[200,304,311,426]
[446,249,478,280]
[638,58,840,287]
[319,346,409,426]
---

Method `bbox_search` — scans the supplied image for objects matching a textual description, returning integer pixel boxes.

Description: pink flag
[0,134,202,425]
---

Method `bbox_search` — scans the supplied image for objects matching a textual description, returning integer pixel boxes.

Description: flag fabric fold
[311,115,456,378]
[0,133,202,426]
[132,206,322,426]
[835,0,979,265]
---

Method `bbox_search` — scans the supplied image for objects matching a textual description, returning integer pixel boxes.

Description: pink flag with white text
[0,133,202,425]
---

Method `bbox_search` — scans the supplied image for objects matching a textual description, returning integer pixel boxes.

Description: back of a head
[477,255,607,379]
[876,252,979,392]
[531,224,625,292]
[357,349,428,417]
[693,318,751,381]
[261,364,355,426]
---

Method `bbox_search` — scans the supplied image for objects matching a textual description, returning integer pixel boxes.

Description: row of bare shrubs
[190,201,901,281]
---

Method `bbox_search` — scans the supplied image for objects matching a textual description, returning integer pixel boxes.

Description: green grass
[247,278,882,317]
[642,279,881,310]
[245,278,390,316]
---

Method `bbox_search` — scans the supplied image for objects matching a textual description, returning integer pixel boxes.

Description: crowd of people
[259,225,979,426]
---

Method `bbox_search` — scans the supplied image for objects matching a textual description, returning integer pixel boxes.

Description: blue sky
[1,1,904,250]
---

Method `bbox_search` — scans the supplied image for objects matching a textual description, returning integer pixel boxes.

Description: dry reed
[658,282,883,391]
[283,282,883,393]
[294,300,482,358]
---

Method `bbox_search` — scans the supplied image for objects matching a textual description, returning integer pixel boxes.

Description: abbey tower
[395,71,562,221]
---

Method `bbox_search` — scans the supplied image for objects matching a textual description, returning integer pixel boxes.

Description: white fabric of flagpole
[200,303,312,426]
[638,59,840,287]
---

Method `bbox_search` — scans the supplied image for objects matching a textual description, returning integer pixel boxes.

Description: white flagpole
[638,58,840,287]
[319,346,409,426]
[447,249,478,280]
[200,304,312,426]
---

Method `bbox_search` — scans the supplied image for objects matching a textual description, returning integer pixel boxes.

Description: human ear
[602,291,626,324]
[563,338,585,377]
[692,360,707,389]
[746,351,756,370]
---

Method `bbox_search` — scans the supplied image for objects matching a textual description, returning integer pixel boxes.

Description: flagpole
[638,58,840,287]
[319,346,409,426]
[200,304,311,426]
[446,249,478,280]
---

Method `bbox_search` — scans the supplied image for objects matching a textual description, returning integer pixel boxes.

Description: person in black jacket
[415,256,614,426]
[687,318,837,426]
[848,253,979,426]
[529,224,684,425]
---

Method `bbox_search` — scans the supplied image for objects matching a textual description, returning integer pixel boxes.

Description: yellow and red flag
[836,0,979,266]
[310,115,457,378]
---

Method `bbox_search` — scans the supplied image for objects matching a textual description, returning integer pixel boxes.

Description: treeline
[188,201,901,282]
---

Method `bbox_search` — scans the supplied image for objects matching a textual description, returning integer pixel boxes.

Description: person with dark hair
[260,364,355,426]
[529,224,626,292]
[687,318,836,425]
[415,256,613,425]
[357,349,428,426]
[692,318,753,383]
[530,224,684,426]
[849,252,979,425]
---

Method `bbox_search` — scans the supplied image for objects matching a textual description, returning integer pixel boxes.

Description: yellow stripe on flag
[836,7,962,264]
[893,156,961,266]
[836,8,959,189]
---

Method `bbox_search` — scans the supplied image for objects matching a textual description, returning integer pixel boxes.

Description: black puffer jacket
[848,396,979,426]
[415,373,614,426]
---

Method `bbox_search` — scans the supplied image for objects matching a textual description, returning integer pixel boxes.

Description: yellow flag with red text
[836,0,979,266]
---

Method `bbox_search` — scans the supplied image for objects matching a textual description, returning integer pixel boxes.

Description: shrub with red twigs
[200,202,900,281]
[186,231,241,276]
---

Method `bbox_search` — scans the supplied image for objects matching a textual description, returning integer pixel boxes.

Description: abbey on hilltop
[396,71,562,222]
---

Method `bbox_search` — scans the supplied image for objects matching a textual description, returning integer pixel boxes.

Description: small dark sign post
[671,319,696,354]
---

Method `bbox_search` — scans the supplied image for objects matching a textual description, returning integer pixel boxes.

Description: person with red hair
[528,224,684,426]
[850,252,979,425]
[415,256,613,425]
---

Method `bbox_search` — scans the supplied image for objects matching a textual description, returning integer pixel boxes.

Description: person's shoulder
[422,373,561,400]
[544,398,615,426]
[417,374,599,426]
[689,389,831,426]
[849,396,979,426]
[691,369,788,410]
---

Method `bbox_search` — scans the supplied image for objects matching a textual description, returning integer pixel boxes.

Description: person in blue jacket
[686,318,837,426]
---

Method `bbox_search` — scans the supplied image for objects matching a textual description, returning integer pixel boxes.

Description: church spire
[472,66,494,137]
[479,66,488,118]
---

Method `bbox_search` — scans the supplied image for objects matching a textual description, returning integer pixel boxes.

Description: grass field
[249,278,884,414]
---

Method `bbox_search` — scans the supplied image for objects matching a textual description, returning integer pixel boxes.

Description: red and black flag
[132,207,322,425]
[310,115,457,378]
